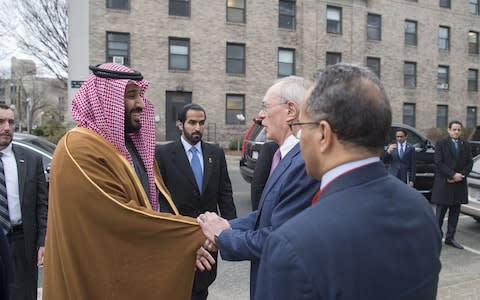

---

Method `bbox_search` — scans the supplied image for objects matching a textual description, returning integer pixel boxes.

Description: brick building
[68,0,480,146]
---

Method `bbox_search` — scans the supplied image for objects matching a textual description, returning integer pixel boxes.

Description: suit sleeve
[216,148,237,220]
[218,161,319,261]
[35,154,48,248]
[254,232,315,300]
[461,141,473,176]
[409,146,416,182]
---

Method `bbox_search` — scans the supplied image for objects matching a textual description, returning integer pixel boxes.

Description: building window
[366,57,381,79]
[437,65,449,90]
[471,0,480,15]
[0,86,4,97]
[403,103,416,127]
[469,31,479,54]
[226,43,245,74]
[169,38,190,70]
[106,0,129,10]
[468,69,478,91]
[10,85,16,95]
[367,13,381,41]
[226,94,245,124]
[279,0,296,29]
[437,105,448,128]
[467,106,477,128]
[169,0,190,17]
[106,32,129,65]
[226,0,245,23]
[439,0,450,8]
[438,26,449,50]
[326,6,342,34]
[278,48,295,77]
[326,52,341,66]
[404,62,417,89]
[404,20,417,46]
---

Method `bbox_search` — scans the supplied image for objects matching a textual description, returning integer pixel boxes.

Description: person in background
[197,76,321,299]
[383,128,416,186]
[431,120,473,250]
[156,103,237,300]
[43,63,208,300]
[255,64,441,300]
[0,103,48,300]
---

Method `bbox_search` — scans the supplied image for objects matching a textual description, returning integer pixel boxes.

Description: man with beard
[0,104,48,300]
[156,103,237,300]
[43,63,208,300]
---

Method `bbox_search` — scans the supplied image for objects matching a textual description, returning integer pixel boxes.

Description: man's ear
[286,101,298,117]
[318,120,333,153]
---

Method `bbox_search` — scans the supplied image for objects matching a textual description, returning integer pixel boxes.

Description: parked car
[239,122,436,198]
[463,155,480,222]
[12,133,55,182]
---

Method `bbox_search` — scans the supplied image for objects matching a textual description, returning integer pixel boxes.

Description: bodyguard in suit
[0,104,48,300]
[197,76,321,299]
[383,129,416,186]
[431,120,473,250]
[255,64,441,300]
[156,103,237,300]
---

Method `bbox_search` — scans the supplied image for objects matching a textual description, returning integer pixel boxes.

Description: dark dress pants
[7,231,37,300]
[436,204,461,241]
[191,288,208,300]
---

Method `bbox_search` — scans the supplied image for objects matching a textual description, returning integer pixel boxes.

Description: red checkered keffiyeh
[71,63,159,210]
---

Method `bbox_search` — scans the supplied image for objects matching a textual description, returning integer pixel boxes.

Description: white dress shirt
[1,143,22,224]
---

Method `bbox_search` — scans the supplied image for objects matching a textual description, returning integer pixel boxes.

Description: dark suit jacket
[255,161,442,300]
[12,144,48,268]
[218,143,321,299]
[431,138,473,205]
[0,231,10,300]
[383,142,416,183]
[250,141,278,210]
[155,140,237,291]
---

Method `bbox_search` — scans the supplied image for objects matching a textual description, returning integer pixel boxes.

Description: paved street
[38,155,480,299]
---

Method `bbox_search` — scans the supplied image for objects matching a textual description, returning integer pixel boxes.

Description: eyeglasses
[288,121,320,130]
[260,101,287,113]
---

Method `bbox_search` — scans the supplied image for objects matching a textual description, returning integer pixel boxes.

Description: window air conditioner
[113,56,125,65]
[437,83,449,89]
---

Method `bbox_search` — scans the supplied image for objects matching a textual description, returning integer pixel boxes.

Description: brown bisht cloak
[43,128,205,300]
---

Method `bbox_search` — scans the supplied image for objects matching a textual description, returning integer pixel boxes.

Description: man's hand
[451,173,465,182]
[195,246,215,272]
[197,212,231,243]
[387,144,397,154]
[408,181,414,187]
[37,246,45,267]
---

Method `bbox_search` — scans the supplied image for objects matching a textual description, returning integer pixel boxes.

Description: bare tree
[0,0,67,85]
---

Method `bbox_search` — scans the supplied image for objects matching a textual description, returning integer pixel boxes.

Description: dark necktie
[399,144,404,158]
[189,147,203,191]
[0,153,11,232]
[269,149,282,175]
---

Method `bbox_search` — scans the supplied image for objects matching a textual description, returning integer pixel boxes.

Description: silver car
[463,155,480,222]
[12,133,55,182]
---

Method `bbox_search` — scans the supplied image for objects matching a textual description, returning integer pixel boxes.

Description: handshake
[194,212,232,272]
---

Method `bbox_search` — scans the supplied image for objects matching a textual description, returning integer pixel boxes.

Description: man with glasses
[197,76,320,299]
[255,64,441,300]
[384,129,416,186]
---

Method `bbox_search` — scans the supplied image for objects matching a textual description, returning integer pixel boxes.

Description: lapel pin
[208,157,212,163]
[19,159,25,163]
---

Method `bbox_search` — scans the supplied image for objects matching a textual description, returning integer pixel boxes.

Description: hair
[177,103,206,123]
[448,120,463,129]
[273,75,313,105]
[0,104,12,111]
[305,63,392,151]
[396,129,407,136]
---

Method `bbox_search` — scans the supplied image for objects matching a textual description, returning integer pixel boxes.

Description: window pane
[279,0,295,29]
[367,14,381,41]
[227,8,245,23]
[327,8,340,20]
[227,60,244,74]
[279,50,293,63]
[107,0,129,9]
[436,105,448,128]
[170,45,188,55]
[468,69,478,91]
[227,45,244,59]
[367,57,380,78]
[439,0,450,8]
[403,103,416,127]
[326,52,341,66]
[226,94,245,124]
[227,0,244,9]
[169,0,190,16]
[107,32,129,65]
[469,32,479,54]
[170,56,188,69]
[467,106,477,128]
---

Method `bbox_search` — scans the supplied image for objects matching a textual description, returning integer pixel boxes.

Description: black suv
[239,122,436,198]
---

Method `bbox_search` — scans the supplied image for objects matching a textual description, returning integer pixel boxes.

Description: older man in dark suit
[255,64,441,300]
[156,103,237,300]
[431,120,473,250]
[0,104,48,300]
